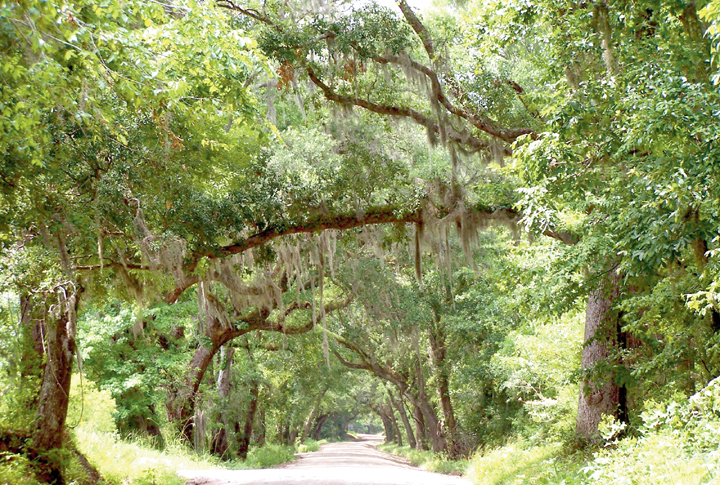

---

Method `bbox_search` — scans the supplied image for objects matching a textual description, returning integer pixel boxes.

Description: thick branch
[306,66,493,151]
[370,54,533,144]
[76,261,148,271]
[543,229,579,245]
[216,0,273,24]
[333,337,410,393]
[332,350,369,370]
[216,295,353,342]
[214,205,423,258]
[395,0,436,61]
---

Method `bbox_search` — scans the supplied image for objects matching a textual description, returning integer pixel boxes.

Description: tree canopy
[2,0,720,483]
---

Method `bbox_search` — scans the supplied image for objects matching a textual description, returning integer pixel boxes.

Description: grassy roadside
[0,377,331,485]
[466,440,587,484]
[377,443,468,475]
[466,377,720,484]
[377,376,720,485]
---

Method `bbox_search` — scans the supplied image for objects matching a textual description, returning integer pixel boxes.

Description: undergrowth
[225,443,296,469]
[0,452,35,485]
[466,376,720,485]
[1,379,327,484]
[69,378,219,485]
[297,438,324,453]
[377,443,468,475]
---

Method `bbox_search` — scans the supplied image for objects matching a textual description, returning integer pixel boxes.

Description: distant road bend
[180,434,469,485]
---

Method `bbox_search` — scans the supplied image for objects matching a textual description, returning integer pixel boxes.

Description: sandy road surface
[180,434,469,485]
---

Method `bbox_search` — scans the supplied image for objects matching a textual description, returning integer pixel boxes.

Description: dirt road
[180,434,469,485]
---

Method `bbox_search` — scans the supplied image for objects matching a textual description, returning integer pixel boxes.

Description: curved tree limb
[368,53,534,144]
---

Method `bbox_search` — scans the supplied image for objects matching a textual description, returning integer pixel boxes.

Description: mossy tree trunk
[31,291,79,485]
[576,270,621,442]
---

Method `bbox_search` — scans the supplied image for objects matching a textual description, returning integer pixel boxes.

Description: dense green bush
[297,439,321,453]
[581,377,720,484]
[0,452,35,485]
[466,377,720,484]
[244,444,296,468]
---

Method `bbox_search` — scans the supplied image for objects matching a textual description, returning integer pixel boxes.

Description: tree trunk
[388,404,403,446]
[417,395,443,452]
[167,343,216,443]
[281,423,292,445]
[254,409,266,446]
[389,389,416,449]
[194,408,207,453]
[312,414,328,440]
[210,345,234,458]
[413,354,445,452]
[428,315,460,457]
[19,295,44,414]
[576,271,621,442]
[237,344,259,459]
[302,388,328,442]
[237,376,259,459]
[32,292,78,484]
[412,401,428,450]
[378,408,395,443]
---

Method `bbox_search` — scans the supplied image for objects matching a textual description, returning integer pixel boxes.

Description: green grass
[75,428,220,485]
[68,376,220,484]
[378,443,468,475]
[0,451,36,485]
[465,377,720,485]
[466,440,586,485]
[297,438,322,453]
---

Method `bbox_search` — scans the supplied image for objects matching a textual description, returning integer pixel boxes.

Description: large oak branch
[305,66,493,151]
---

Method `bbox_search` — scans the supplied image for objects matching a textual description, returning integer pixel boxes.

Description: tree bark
[210,345,234,458]
[428,310,460,457]
[388,389,416,449]
[237,345,259,460]
[311,414,328,440]
[255,409,266,446]
[576,270,621,442]
[411,401,428,450]
[377,407,395,444]
[413,351,445,453]
[387,402,403,446]
[32,291,79,484]
[302,388,328,442]
[417,394,443,452]
[167,342,216,442]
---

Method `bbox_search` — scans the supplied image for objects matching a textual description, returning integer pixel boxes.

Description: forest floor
[180,434,469,485]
